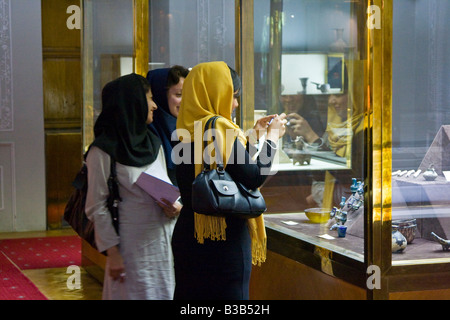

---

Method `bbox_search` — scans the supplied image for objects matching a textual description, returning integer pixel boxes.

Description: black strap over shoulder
[85,145,121,235]
[107,157,121,234]
[202,116,224,171]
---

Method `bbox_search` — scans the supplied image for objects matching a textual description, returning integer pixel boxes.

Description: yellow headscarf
[176,61,266,265]
[326,106,363,158]
[326,60,364,159]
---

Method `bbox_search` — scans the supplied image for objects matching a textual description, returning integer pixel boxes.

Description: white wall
[0,0,46,231]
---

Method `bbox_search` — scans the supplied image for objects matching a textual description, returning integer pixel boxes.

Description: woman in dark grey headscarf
[85,73,179,300]
[147,65,189,186]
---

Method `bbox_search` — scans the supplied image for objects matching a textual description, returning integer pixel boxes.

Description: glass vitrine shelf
[264,213,364,262]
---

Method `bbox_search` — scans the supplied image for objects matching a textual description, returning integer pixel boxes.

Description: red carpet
[0,236,81,270]
[0,252,47,300]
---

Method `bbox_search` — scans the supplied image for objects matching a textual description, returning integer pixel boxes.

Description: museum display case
[251,1,365,253]
[80,0,450,299]
[245,0,450,300]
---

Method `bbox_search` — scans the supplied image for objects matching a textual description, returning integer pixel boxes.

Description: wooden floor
[0,229,103,300]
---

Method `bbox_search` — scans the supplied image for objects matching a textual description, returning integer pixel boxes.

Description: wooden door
[42,0,82,229]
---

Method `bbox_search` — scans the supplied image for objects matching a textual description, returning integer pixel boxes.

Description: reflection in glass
[83,0,134,147]
[391,0,450,262]
[149,0,235,69]
[255,0,366,259]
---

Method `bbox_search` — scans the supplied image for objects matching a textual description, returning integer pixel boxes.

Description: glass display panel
[281,53,344,95]
[83,0,236,147]
[391,0,450,263]
[82,0,134,147]
[149,0,235,69]
[254,0,366,260]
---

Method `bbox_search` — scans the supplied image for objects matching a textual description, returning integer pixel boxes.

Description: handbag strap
[203,116,224,171]
[109,157,121,201]
[84,145,120,200]
[108,157,121,235]
[110,157,117,179]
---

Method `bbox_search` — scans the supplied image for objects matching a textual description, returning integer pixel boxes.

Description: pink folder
[136,171,180,204]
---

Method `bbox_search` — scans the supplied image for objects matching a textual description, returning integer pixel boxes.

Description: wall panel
[0,143,15,232]
[42,0,82,228]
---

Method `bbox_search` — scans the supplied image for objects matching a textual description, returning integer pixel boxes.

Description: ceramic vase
[392,219,417,244]
[392,226,407,253]
[423,165,438,181]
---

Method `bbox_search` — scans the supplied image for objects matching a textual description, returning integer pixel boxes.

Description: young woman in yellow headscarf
[172,61,286,300]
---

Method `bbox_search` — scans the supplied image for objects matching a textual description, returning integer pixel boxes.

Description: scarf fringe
[251,235,267,266]
[194,213,227,243]
[194,213,267,265]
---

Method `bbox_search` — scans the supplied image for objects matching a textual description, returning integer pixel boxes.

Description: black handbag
[191,116,266,219]
[64,151,121,252]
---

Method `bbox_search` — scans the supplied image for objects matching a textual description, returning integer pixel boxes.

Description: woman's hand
[252,114,278,140]
[286,113,319,143]
[106,246,126,282]
[157,199,182,219]
[266,113,287,141]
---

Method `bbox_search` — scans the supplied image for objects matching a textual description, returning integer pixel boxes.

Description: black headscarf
[91,73,161,167]
[146,68,178,184]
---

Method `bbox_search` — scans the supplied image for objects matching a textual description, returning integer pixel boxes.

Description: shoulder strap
[110,157,117,179]
[203,116,224,171]
[109,158,121,200]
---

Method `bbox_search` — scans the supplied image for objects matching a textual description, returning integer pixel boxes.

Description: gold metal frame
[235,0,254,132]
[365,0,393,300]
[134,0,149,77]
[81,0,94,151]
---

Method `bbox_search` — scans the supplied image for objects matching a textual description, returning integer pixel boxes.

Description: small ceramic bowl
[392,219,417,244]
[304,208,330,223]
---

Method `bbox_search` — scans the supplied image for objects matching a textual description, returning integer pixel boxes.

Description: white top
[85,146,176,300]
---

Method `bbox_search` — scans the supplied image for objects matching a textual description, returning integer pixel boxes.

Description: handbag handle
[202,116,224,171]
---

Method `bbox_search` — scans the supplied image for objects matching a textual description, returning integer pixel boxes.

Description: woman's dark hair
[137,75,151,94]
[167,65,190,88]
[228,66,241,97]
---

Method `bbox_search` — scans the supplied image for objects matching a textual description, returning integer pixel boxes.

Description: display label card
[443,171,450,182]
[281,220,299,226]
[318,234,335,240]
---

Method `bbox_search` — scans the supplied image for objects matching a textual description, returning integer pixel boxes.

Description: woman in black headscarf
[85,73,179,300]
